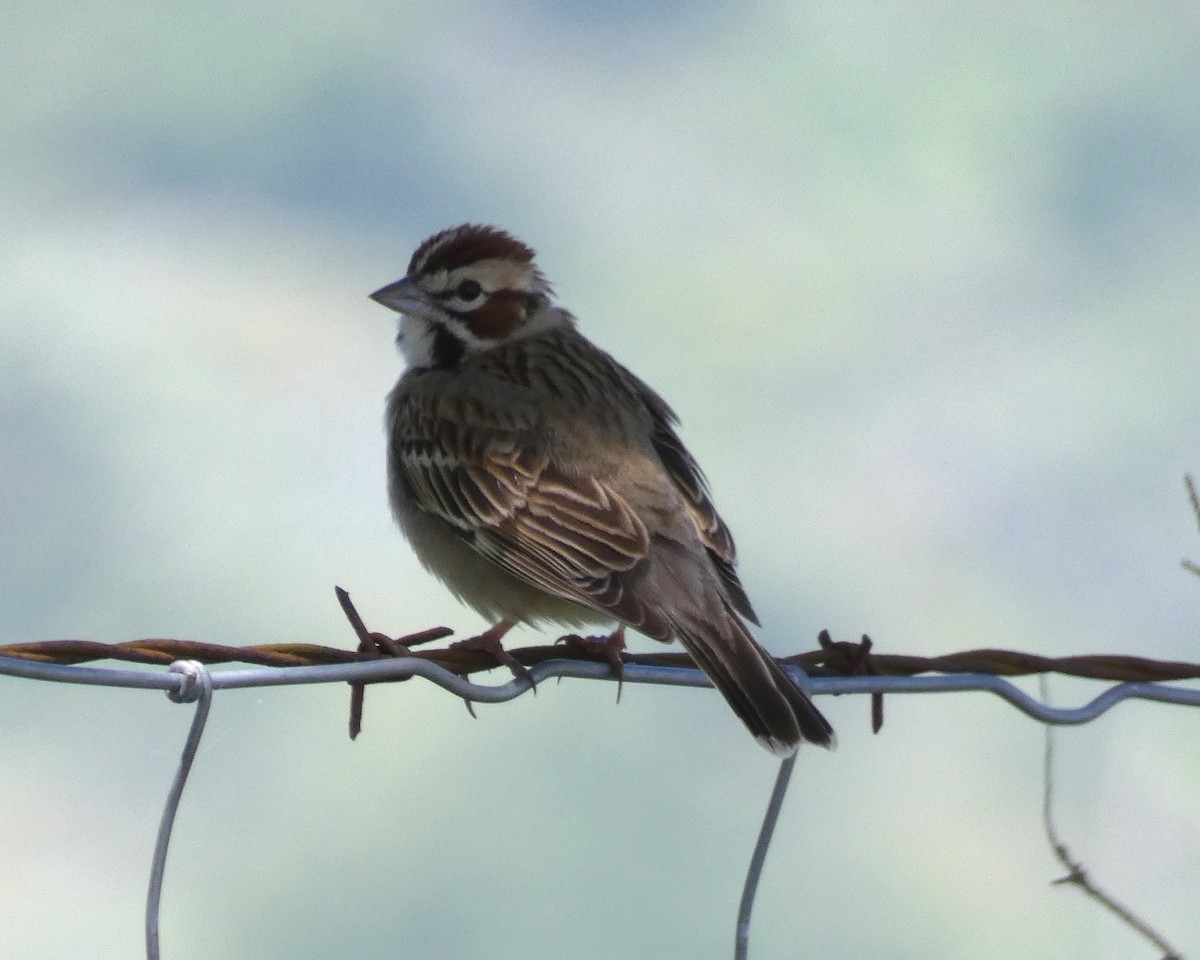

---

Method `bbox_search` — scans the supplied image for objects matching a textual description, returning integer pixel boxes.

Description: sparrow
[371,224,834,755]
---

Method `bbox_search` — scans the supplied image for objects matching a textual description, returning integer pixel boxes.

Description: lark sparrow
[371,224,834,754]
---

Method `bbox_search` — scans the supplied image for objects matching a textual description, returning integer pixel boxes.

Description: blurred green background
[2,1,1198,957]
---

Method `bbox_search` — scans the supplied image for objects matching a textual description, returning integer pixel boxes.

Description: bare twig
[1040,677,1184,960]
[1184,474,1200,577]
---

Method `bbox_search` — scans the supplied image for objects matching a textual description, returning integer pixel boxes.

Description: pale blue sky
[2,1,1198,958]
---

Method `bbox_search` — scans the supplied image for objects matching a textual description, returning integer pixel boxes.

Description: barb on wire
[147,661,214,960]
[1039,678,1183,960]
[335,586,419,739]
[819,631,883,732]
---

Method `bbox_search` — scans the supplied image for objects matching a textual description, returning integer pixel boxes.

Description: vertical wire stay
[735,754,798,960]
[146,661,214,960]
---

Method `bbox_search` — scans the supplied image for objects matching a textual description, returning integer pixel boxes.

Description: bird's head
[371,224,563,369]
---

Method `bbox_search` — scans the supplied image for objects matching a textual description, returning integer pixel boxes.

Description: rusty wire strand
[4,635,1198,684]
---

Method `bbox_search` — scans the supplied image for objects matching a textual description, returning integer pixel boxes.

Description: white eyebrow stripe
[419,261,549,300]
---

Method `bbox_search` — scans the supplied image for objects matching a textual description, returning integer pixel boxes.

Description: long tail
[675,614,835,755]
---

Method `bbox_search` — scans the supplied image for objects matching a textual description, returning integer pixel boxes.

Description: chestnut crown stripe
[409,224,537,277]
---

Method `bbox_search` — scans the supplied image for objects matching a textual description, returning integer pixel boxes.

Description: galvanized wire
[5,652,1199,717]
[146,661,213,960]
[1,651,1197,960]
[736,754,797,960]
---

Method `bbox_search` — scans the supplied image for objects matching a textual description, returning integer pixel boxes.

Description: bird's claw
[452,619,536,693]
[557,626,627,701]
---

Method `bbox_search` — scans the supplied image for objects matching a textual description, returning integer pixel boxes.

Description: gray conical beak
[370,277,426,314]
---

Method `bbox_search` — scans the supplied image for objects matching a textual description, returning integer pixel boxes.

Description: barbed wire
[9,476,1197,960]
[2,597,1198,960]
[6,630,1199,682]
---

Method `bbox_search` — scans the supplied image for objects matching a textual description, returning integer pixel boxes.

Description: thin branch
[1040,677,1184,960]
[1185,474,1200,577]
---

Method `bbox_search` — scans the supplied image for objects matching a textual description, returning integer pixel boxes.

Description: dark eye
[455,279,483,301]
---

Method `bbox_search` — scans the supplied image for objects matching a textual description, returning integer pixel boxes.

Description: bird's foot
[558,625,627,701]
[452,619,535,692]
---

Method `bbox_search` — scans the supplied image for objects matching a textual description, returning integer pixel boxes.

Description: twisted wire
[3,635,1198,684]
[2,626,1198,960]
